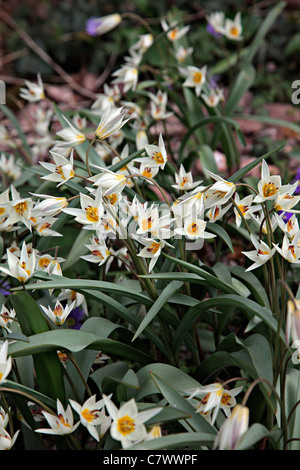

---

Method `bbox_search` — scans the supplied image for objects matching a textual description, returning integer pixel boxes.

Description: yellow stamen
[14,201,27,215]
[147,242,160,254]
[85,206,99,223]
[193,72,203,84]
[117,415,135,436]
[262,182,278,198]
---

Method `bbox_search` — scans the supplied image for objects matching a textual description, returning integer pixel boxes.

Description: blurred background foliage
[0,0,300,106]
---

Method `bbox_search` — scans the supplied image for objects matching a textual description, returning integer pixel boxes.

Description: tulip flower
[35,399,80,436]
[215,405,249,450]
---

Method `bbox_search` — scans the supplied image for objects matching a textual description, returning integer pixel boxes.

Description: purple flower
[206,24,222,38]
[0,281,10,296]
[278,211,293,222]
[292,168,300,195]
[85,14,122,37]
[65,307,85,330]
[86,17,103,36]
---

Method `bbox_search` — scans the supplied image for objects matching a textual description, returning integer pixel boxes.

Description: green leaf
[136,363,201,401]
[0,104,31,157]
[9,292,66,404]
[128,432,216,450]
[225,64,256,116]
[243,1,286,65]
[161,254,241,295]
[8,328,155,365]
[132,280,183,341]
[173,295,283,354]
[228,143,286,183]
[198,144,218,173]
[206,222,234,254]
[62,229,91,270]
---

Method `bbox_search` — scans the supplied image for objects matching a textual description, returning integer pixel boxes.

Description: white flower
[204,169,236,207]
[40,299,76,326]
[233,193,257,228]
[187,383,243,424]
[274,182,300,213]
[137,237,171,272]
[31,194,68,217]
[172,165,200,191]
[142,133,168,170]
[63,188,104,229]
[0,427,20,450]
[39,149,75,187]
[161,19,190,42]
[206,11,225,35]
[242,234,276,271]
[224,12,243,41]
[215,405,249,450]
[273,232,300,264]
[286,299,300,344]
[19,73,45,102]
[182,65,207,97]
[201,87,224,108]
[0,341,12,384]
[174,46,193,63]
[56,116,86,148]
[70,394,111,442]
[174,216,216,241]
[103,395,162,449]
[206,203,232,222]
[91,84,121,115]
[0,241,36,283]
[112,65,139,93]
[35,399,80,436]
[95,107,130,140]
[3,185,33,231]
[0,153,21,180]
[253,160,282,203]
[90,166,127,196]
[148,90,173,121]
[0,305,16,333]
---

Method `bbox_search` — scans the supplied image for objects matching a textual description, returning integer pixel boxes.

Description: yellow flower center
[187,222,199,235]
[257,249,269,256]
[180,177,188,188]
[107,193,118,205]
[142,167,152,178]
[193,72,203,84]
[152,152,165,165]
[238,204,249,215]
[82,408,98,423]
[288,245,296,259]
[221,392,232,406]
[0,207,5,215]
[58,414,71,428]
[85,206,99,222]
[262,182,278,198]
[117,415,135,436]
[53,305,63,317]
[38,222,51,233]
[230,25,239,36]
[287,219,294,232]
[142,216,153,231]
[147,242,160,254]
[169,28,178,40]
[38,257,51,269]
[14,201,27,215]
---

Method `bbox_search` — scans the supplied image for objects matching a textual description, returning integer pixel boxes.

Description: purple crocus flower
[206,24,222,38]
[0,281,10,296]
[65,306,85,330]
[292,168,300,195]
[85,14,122,37]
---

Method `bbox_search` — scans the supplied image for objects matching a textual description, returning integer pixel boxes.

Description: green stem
[86,137,96,177]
